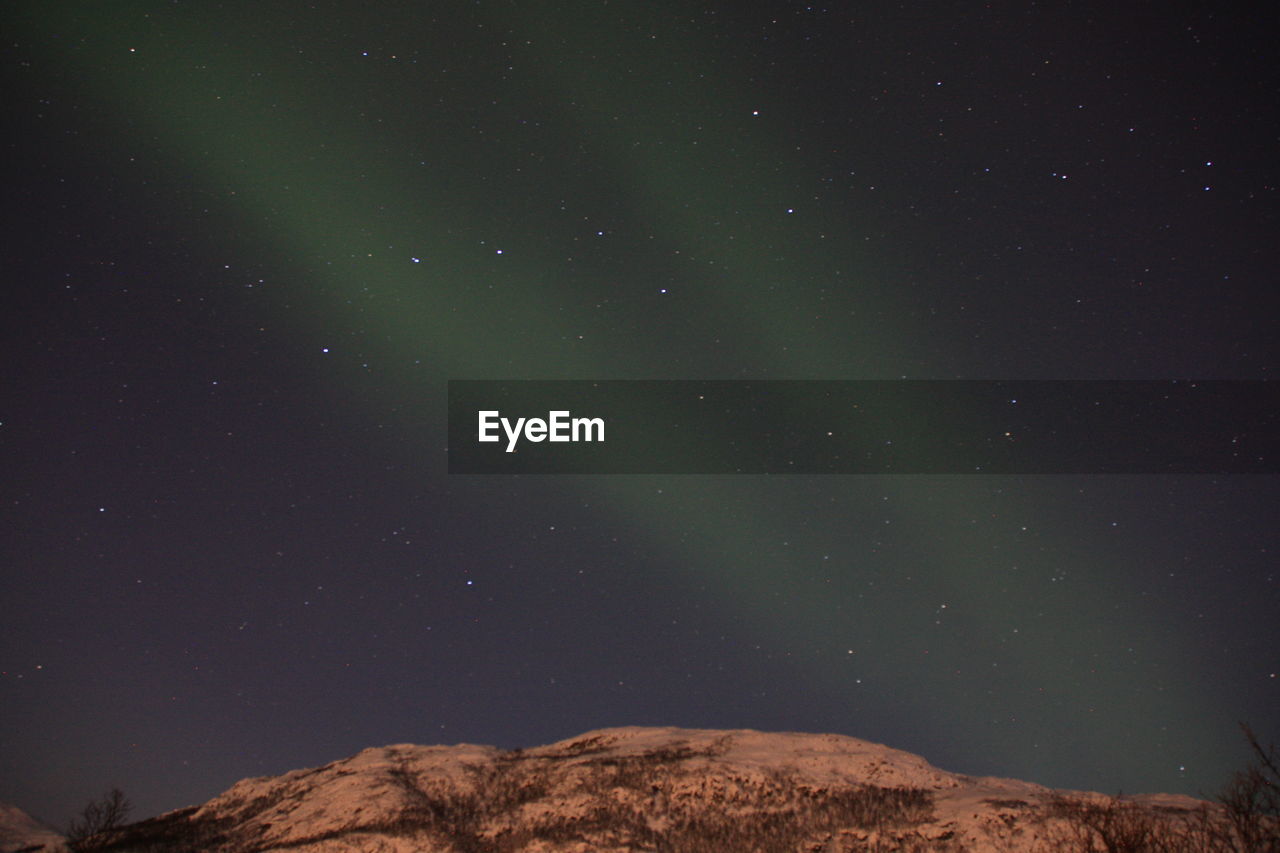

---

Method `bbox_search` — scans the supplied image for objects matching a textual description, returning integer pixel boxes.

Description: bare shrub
[1043,794,1164,852]
[1212,724,1280,852]
[66,788,131,852]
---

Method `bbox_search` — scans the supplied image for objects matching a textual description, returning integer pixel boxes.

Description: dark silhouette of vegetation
[1211,723,1280,852]
[65,788,131,851]
[1043,724,1279,852]
[1044,793,1168,852]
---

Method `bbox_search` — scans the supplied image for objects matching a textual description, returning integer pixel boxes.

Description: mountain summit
[0,801,64,853]
[19,726,1261,852]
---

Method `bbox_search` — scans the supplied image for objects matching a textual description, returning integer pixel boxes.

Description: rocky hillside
[42,727,1272,852]
[0,801,65,853]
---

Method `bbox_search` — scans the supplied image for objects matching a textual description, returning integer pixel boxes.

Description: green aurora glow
[16,0,1249,796]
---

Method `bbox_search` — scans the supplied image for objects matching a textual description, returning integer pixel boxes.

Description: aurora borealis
[3,0,1277,827]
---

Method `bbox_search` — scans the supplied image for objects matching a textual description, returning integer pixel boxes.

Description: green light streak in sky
[24,0,1234,790]
[503,0,919,377]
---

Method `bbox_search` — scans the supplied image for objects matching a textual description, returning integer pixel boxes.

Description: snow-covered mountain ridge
[0,801,65,853]
[12,726,1264,852]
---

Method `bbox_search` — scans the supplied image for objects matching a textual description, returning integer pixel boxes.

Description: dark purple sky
[3,0,1276,828]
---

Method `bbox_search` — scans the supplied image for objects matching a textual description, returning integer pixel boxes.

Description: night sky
[3,0,1277,827]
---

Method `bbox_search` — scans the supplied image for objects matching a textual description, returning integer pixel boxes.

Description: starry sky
[3,0,1277,827]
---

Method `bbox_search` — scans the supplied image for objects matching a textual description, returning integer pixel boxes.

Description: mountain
[38,726,1269,852]
[0,802,65,853]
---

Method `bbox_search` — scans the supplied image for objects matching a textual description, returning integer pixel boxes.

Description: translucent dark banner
[447,381,1276,474]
